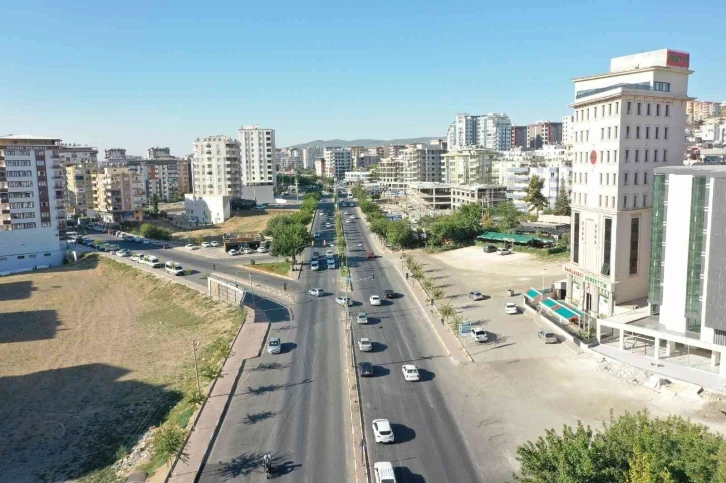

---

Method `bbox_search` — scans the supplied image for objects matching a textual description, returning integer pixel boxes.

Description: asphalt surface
[342,205,484,482]
[198,196,351,482]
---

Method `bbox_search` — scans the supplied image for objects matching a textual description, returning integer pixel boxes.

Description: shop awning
[524,288,542,300]
[541,297,583,323]
[476,231,552,245]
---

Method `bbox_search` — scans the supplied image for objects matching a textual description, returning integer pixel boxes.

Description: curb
[241,264,293,281]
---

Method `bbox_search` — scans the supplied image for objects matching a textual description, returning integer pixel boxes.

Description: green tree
[152,423,189,465]
[265,214,294,237]
[139,222,172,240]
[151,194,160,215]
[487,200,524,233]
[438,302,455,322]
[370,217,390,238]
[523,175,549,215]
[386,220,413,248]
[553,180,571,216]
[271,223,313,266]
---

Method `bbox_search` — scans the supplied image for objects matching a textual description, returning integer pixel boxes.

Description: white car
[471,327,488,343]
[344,211,349,215]
[185,244,197,250]
[257,246,268,253]
[372,419,394,443]
[326,250,334,256]
[228,249,239,256]
[242,248,253,254]
[326,223,331,228]
[152,240,162,246]
[267,337,281,354]
[346,219,351,223]
[308,288,324,297]
[369,295,381,306]
[335,296,352,306]
[130,255,141,262]
[201,242,211,248]
[505,303,518,315]
[115,249,130,257]
[210,241,219,247]
[401,364,420,382]
[142,239,150,245]
[498,247,511,256]
[358,338,373,352]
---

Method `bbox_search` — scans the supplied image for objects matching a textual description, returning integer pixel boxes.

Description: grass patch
[253,261,291,276]
[515,245,570,261]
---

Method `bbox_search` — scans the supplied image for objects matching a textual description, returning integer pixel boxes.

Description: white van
[374,462,396,483]
[144,255,161,268]
[164,261,184,275]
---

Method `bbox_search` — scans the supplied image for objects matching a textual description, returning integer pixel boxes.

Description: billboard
[666,50,690,68]
[386,214,403,221]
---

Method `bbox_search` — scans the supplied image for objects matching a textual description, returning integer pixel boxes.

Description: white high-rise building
[323,147,353,180]
[477,113,512,151]
[446,114,478,149]
[562,114,575,146]
[239,125,276,187]
[564,49,693,317]
[192,135,241,196]
[303,147,323,170]
[0,134,67,274]
[401,143,446,184]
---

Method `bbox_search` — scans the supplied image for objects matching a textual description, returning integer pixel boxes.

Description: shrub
[139,222,172,241]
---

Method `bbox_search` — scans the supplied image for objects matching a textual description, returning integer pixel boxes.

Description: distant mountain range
[287,137,442,149]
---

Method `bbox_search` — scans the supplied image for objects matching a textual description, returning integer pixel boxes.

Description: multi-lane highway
[341,200,484,481]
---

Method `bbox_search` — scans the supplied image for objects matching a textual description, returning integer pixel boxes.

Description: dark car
[384,289,396,299]
[483,245,498,253]
[313,251,320,257]
[161,243,171,249]
[366,252,376,259]
[359,362,374,377]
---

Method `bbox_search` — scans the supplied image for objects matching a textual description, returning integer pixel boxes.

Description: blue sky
[0,0,723,156]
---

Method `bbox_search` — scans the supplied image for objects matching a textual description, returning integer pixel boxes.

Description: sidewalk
[167,309,270,483]
[592,344,726,393]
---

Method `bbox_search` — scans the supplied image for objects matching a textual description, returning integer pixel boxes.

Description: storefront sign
[564,265,583,279]
[585,274,611,292]
[666,50,690,68]
[564,265,613,292]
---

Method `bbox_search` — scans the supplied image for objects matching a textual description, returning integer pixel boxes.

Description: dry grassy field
[0,255,244,482]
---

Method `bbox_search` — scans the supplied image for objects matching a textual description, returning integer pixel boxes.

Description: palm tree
[402,253,413,268]
[450,313,467,335]
[421,278,434,295]
[431,287,445,303]
[438,302,455,323]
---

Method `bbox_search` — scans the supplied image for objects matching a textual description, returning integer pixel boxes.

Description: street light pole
[192,340,201,394]
[542,268,547,293]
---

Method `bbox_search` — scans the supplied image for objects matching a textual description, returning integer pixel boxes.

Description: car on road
[345,219,352,223]
[115,249,131,257]
[366,252,375,259]
[349,215,355,219]
[228,249,239,256]
[242,248,253,254]
[369,295,381,306]
[325,223,332,228]
[151,240,162,246]
[201,242,211,248]
[123,235,135,242]
[401,364,420,382]
[161,243,171,249]
[327,258,336,269]
[358,338,372,351]
[383,289,396,299]
[326,250,334,256]
[142,256,162,268]
[373,462,397,483]
[142,239,150,245]
[210,241,219,247]
[308,288,324,297]
[359,362,374,377]
[538,330,558,344]
[314,232,320,237]
[483,244,498,253]
[505,303,518,314]
[256,246,268,253]
[498,247,512,255]
[335,296,352,306]
[356,312,368,324]
[372,419,394,443]
[471,327,488,343]
[185,244,198,250]
[165,261,184,275]
[267,337,281,354]
[344,211,349,215]
[134,236,142,243]
[130,254,141,262]
[311,260,320,271]
[469,291,484,301]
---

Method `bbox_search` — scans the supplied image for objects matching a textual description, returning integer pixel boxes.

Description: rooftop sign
[666,50,690,68]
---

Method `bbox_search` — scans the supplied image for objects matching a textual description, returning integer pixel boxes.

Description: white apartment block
[562,114,575,146]
[93,167,145,223]
[323,147,352,180]
[192,135,241,196]
[314,158,326,178]
[447,113,511,150]
[344,170,373,185]
[564,49,692,317]
[441,147,498,185]
[506,165,572,211]
[239,125,276,187]
[401,143,445,184]
[446,114,478,149]
[303,147,323,170]
[686,100,722,123]
[103,148,127,167]
[65,164,97,217]
[0,135,68,274]
[450,184,507,210]
[60,144,98,166]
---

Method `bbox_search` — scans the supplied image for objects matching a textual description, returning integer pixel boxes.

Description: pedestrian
[213,264,216,271]
[405,272,409,280]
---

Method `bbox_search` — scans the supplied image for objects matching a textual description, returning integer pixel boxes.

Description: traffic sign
[459,323,472,336]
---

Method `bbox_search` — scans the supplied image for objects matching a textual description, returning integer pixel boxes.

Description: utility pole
[192,340,201,394]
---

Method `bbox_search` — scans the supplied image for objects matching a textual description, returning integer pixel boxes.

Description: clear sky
[0,0,723,156]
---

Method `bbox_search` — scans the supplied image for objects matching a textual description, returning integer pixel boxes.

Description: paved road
[342,205,484,481]
[198,196,351,482]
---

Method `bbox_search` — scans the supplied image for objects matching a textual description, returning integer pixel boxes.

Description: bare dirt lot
[0,256,244,482]
[171,212,281,240]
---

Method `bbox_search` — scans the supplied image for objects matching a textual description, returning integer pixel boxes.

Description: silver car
[267,337,281,354]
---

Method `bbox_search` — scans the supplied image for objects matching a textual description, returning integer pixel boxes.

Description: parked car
[311,260,320,271]
[152,240,162,246]
[185,244,197,250]
[164,261,184,275]
[256,246,268,253]
[143,256,162,268]
[356,312,368,324]
[538,330,558,344]
[325,223,332,228]
[471,327,488,343]
[401,364,420,381]
[314,232,320,238]
[130,254,141,262]
[346,219,352,223]
[384,290,396,299]
[123,235,135,242]
[242,248,253,254]
[359,362,374,377]
[327,258,336,269]
[312,251,320,258]
[267,337,281,354]
[358,338,373,351]
[505,303,518,314]
[335,296,352,306]
[498,247,511,255]
[308,288,324,297]
[369,295,381,306]
[372,419,394,443]
[366,252,375,259]
[228,249,239,256]
[483,245,497,253]
[142,239,150,245]
[326,250,334,256]
[469,291,484,301]
[201,242,211,248]
[210,241,219,247]
[134,236,142,243]
[161,243,171,249]
[116,249,131,257]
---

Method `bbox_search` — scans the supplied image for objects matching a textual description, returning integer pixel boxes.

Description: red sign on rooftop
[666,50,690,68]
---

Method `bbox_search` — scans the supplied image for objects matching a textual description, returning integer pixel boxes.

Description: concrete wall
[207,275,245,307]
[184,194,230,224]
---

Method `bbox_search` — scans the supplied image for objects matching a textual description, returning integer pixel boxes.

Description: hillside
[288,137,442,149]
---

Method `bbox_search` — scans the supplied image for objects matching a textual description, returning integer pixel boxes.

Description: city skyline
[1,0,724,156]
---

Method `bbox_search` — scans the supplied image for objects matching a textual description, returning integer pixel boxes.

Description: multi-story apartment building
[450,184,507,210]
[511,125,528,149]
[179,156,193,194]
[239,125,276,187]
[686,100,723,123]
[192,135,241,197]
[103,148,127,167]
[400,143,445,184]
[93,167,145,222]
[441,147,498,185]
[349,146,367,168]
[0,135,67,274]
[302,147,323,170]
[527,121,563,149]
[447,113,512,150]
[314,158,326,178]
[65,164,98,217]
[148,147,174,160]
[356,154,379,171]
[446,114,478,149]
[562,115,575,146]
[323,147,352,180]
[564,48,692,317]
[378,156,405,190]
[506,165,572,211]
[60,144,98,166]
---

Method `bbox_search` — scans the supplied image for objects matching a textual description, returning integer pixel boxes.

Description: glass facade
[685,177,707,328]
[648,174,667,303]
[629,218,640,275]
[601,218,612,276]
[573,212,580,264]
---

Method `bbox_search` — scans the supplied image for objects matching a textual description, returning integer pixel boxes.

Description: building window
[625,150,630,162]
[607,127,611,139]
[644,172,649,185]
[654,150,659,162]
[44,253,51,257]
[665,104,670,117]
[643,194,647,207]
[655,127,659,139]
[637,102,642,115]
[646,127,650,139]
[634,172,639,185]
[647,103,652,115]
[664,127,669,139]
[627,101,632,114]
[654,82,670,92]
[630,218,640,274]
[656,104,661,116]
[601,127,605,140]
[623,195,628,208]
[573,212,580,264]
[645,150,649,162]
[599,173,603,185]
[664,149,668,162]
[626,126,631,139]
[614,150,618,163]
[636,126,641,139]
[635,150,640,163]
[624,172,629,185]
[614,126,618,138]
[599,195,602,207]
